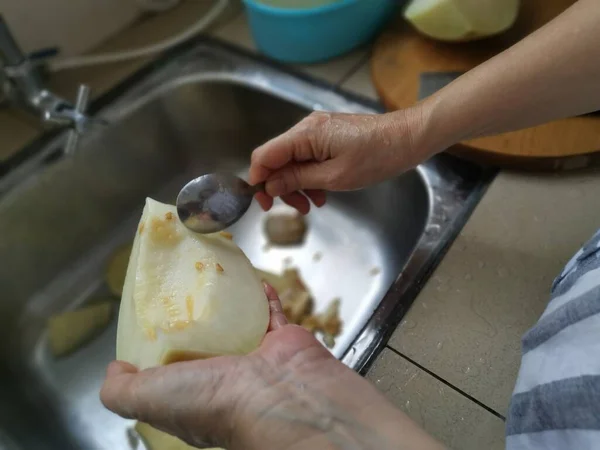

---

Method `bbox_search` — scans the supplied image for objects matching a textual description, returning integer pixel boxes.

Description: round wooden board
[370,0,600,170]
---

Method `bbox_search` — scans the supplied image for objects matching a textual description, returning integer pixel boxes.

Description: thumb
[265,160,340,197]
[100,358,238,442]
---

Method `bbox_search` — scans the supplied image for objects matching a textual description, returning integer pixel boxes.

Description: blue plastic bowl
[242,0,399,64]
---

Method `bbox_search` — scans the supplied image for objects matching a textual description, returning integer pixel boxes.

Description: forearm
[412,0,600,152]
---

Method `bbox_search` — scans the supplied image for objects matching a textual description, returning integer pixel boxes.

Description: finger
[101,358,234,425]
[280,192,310,215]
[265,161,339,197]
[249,119,320,186]
[263,283,288,331]
[249,133,297,186]
[259,325,332,366]
[254,191,273,211]
[304,189,326,207]
[106,360,138,378]
[101,365,146,419]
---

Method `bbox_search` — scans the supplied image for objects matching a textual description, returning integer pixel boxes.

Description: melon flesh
[404,0,520,42]
[116,198,269,370]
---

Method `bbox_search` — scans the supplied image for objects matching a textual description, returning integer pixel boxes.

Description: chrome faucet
[0,15,95,155]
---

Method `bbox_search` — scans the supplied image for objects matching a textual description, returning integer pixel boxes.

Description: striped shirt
[506,229,600,449]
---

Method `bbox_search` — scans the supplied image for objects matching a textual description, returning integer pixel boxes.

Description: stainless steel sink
[0,38,494,449]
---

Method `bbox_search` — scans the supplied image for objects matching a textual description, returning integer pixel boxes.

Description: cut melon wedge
[116,198,269,370]
[404,0,520,42]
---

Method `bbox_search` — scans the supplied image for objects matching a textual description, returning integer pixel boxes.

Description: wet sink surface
[0,39,493,449]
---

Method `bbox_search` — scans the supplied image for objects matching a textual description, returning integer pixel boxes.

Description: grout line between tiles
[335,50,371,87]
[385,345,507,421]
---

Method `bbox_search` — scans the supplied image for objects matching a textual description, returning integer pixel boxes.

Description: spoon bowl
[176,173,263,234]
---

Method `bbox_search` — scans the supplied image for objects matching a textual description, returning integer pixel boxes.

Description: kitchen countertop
[3,3,600,449]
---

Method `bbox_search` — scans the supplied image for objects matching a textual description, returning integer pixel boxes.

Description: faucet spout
[0,14,98,156]
[0,15,27,67]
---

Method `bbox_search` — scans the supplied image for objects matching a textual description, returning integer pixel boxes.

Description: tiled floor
[368,349,506,450]
[389,169,600,415]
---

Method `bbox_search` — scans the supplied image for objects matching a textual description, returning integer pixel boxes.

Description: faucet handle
[28,46,59,63]
[64,84,91,156]
[72,84,91,126]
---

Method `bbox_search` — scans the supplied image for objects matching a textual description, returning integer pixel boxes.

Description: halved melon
[404,0,520,42]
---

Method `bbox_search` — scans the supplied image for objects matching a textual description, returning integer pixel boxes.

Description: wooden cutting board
[370,0,600,171]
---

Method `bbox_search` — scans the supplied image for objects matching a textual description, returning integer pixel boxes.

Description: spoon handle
[252,182,266,194]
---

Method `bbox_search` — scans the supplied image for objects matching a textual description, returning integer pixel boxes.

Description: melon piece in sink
[134,422,222,450]
[116,198,269,370]
[404,0,520,42]
[48,301,114,357]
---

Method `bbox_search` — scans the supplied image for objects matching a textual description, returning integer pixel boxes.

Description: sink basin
[0,39,494,449]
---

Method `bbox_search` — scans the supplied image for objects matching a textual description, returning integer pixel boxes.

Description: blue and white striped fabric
[506,229,600,449]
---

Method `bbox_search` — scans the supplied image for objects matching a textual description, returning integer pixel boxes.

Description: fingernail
[266,178,285,197]
[106,360,138,377]
[274,314,288,328]
[263,282,275,295]
[106,361,126,377]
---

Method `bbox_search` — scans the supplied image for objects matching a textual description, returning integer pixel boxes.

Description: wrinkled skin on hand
[101,286,441,450]
[249,108,431,215]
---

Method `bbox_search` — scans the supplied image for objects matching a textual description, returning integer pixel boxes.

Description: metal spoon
[176,173,264,234]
